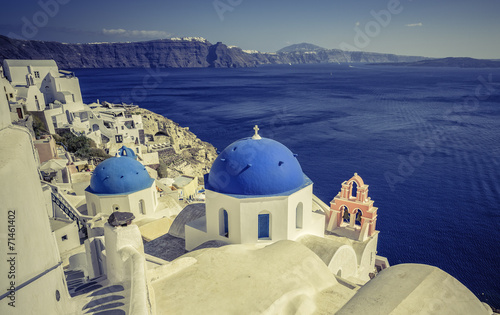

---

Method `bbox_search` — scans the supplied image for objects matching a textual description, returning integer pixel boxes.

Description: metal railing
[43,181,92,237]
[51,193,85,231]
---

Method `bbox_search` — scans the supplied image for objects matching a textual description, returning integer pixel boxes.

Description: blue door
[258,213,270,238]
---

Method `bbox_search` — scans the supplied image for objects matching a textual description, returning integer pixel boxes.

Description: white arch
[328,245,358,279]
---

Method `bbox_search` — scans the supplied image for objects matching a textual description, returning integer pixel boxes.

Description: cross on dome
[252,125,262,140]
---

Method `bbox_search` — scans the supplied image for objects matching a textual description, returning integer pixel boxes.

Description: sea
[73,64,500,308]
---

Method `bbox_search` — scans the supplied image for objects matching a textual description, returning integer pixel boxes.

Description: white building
[183,127,383,283]
[2,59,82,107]
[1,60,146,148]
[2,59,84,130]
[186,128,325,250]
[0,71,72,314]
[85,147,158,218]
[49,218,81,254]
[2,59,84,134]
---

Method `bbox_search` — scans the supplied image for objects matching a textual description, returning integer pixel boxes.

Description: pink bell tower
[326,173,378,241]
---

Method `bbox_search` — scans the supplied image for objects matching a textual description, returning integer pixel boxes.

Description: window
[61,235,68,241]
[258,212,271,239]
[219,209,229,237]
[351,181,358,198]
[112,204,120,212]
[296,202,303,229]
[139,200,145,215]
[34,71,40,78]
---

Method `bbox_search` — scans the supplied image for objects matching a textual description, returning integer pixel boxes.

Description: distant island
[369,57,500,68]
[0,36,427,68]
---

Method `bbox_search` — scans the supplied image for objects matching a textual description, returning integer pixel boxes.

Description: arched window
[351,181,358,198]
[139,199,145,215]
[35,95,40,110]
[355,210,362,226]
[258,211,271,239]
[296,202,303,229]
[219,209,229,237]
[342,206,350,223]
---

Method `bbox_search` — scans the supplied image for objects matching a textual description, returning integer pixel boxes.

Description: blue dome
[89,156,154,194]
[206,137,305,195]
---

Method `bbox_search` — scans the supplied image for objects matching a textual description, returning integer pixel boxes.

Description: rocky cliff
[129,107,217,181]
[255,49,427,64]
[0,35,427,68]
[370,57,500,68]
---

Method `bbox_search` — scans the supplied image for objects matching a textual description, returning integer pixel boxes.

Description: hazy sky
[1,0,499,59]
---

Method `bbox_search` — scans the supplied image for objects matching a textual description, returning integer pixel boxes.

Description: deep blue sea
[74,64,500,307]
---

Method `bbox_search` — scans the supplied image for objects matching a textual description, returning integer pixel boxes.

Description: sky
[1,0,499,59]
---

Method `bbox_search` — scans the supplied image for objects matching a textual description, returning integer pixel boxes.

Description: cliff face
[0,36,214,68]
[207,42,260,67]
[0,35,427,68]
[130,107,217,181]
[255,49,427,64]
[371,57,500,68]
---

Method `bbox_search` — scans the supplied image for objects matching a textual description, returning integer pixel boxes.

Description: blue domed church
[185,127,325,250]
[85,146,158,217]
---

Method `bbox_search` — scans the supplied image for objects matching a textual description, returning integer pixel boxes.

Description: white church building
[85,146,158,218]
[185,127,325,250]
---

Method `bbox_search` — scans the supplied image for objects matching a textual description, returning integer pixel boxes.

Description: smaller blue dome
[89,156,154,195]
[206,137,305,195]
[117,146,136,159]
